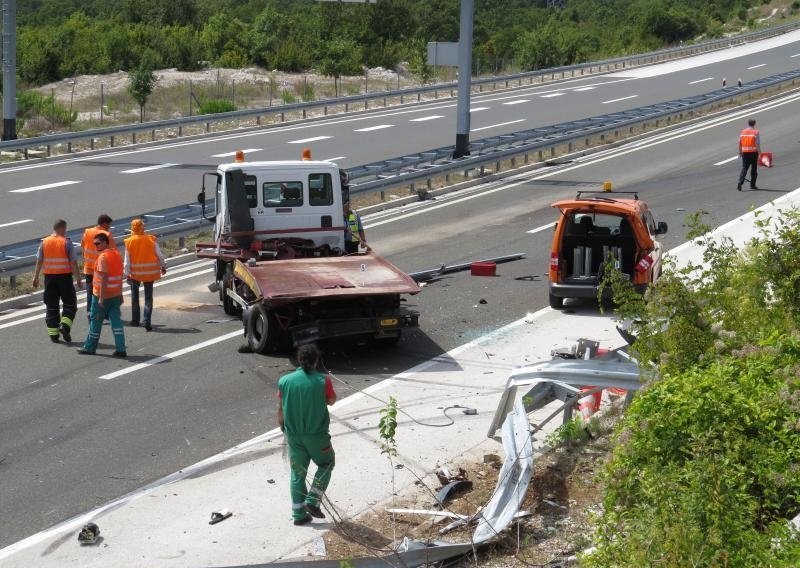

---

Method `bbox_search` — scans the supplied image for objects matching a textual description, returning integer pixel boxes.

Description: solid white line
[354,125,393,132]
[470,107,490,112]
[409,115,444,122]
[502,99,530,105]
[688,77,714,84]
[99,330,242,380]
[288,136,331,144]
[527,222,555,235]
[0,219,32,228]
[792,53,800,58]
[210,148,262,158]
[323,156,346,162]
[471,119,525,132]
[602,95,638,104]
[120,163,178,174]
[747,63,766,69]
[572,87,595,92]
[714,155,740,166]
[9,180,80,193]
[540,93,565,98]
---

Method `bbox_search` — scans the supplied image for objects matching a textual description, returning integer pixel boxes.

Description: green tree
[128,65,157,122]
[318,38,361,96]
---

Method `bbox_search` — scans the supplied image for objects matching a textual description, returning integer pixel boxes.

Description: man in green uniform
[277,344,337,525]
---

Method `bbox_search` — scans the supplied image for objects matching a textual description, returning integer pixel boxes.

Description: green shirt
[278,367,331,435]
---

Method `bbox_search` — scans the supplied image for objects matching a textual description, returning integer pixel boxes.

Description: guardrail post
[495,160,500,172]
[380,190,385,201]
[47,145,51,156]
[303,109,306,119]
[324,106,327,116]
[280,112,285,122]
[132,132,137,144]
[9,276,16,289]
[510,156,516,167]
[568,142,573,152]
[151,130,155,141]
[205,122,210,132]
[524,152,529,164]
[538,150,543,161]
[67,142,72,153]
[417,93,421,102]
[179,125,183,135]
[409,182,415,195]
[110,135,115,147]
[178,237,185,249]
[384,96,387,106]
[445,173,450,184]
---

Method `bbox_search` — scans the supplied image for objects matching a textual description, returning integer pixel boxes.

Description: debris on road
[209,509,232,525]
[77,523,100,545]
[408,253,526,282]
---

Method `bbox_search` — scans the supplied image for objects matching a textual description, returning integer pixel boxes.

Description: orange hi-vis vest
[93,248,124,297]
[42,234,72,275]
[82,226,115,275]
[739,128,759,153]
[124,234,162,282]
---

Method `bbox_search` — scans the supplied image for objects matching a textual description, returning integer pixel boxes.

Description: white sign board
[427,41,459,67]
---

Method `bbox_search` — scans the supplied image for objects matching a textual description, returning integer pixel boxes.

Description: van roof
[217,160,340,172]
[551,197,649,215]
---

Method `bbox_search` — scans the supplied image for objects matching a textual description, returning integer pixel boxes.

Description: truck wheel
[222,272,242,317]
[246,304,281,354]
[549,292,564,309]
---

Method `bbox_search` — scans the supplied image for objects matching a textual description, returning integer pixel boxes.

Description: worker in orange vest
[123,218,167,331]
[32,219,84,343]
[81,213,116,312]
[737,118,761,191]
[77,232,127,357]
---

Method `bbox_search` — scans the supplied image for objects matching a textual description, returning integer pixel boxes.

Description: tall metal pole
[2,0,17,140]
[453,0,474,158]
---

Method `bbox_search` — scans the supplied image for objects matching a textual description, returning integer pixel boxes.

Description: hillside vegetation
[15,0,798,87]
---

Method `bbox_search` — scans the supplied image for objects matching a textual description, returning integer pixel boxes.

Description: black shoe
[77,348,95,355]
[144,323,152,332]
[112,351,128,358]
[750,185,758,190]
[737,184,742,191]
[305,504,325,519]
[60,325,71,343]
[129,321,139,327]
[50,335,60,343]
[293,513,313,526]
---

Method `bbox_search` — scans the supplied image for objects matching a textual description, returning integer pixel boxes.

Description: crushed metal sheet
[435,480,473,506]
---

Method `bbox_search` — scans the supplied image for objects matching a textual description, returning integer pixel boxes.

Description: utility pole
[1,0,17,140]
[453,0,474,158]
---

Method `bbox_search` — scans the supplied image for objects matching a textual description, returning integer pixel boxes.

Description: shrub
[280,90,296,104]
[198,99,236,115]
[17,90,77,126]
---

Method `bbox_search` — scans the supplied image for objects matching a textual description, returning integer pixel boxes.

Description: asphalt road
[1,81,799,548]
[1,30,800,244]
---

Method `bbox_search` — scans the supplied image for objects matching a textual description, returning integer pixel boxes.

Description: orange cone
[759,152,773,168]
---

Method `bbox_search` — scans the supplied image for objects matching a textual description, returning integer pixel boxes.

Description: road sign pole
[454,0,474,158]
[1,0,17,140]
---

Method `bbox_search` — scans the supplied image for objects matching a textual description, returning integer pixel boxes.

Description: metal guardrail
[3,66,800,280]
[1,20,799,159]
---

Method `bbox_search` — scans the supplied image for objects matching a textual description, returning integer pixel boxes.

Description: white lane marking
[365,90,800,231]
[572,87,595,92]
[602,95,638,104]
[211,148,262,158]
[471,119,525,132]
[714,155,740,166]
[287,136,332,144]
[409,115,444,122]
[688,77,714,84]
[747,63,766,69]
[527,222,555,234]
[540,93,565,98]
[323,156,346,162]
[0,219,32,228]
[120,163,178,174]
[354,125,393,132]
[502,99,530,105]
[470,106,490,112]
[99,330,242,380]
[792,53,800,58]
[9,180,80,193]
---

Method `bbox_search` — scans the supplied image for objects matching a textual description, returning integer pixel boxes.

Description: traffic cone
[759,152,773,168]
[577,387,602,421]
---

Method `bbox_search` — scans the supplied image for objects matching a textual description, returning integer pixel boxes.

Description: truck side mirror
[655,221,668,235]
[197,191,205,204]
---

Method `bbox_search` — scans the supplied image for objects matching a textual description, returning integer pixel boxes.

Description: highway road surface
[1,29,800,244]
[1,78,798,549]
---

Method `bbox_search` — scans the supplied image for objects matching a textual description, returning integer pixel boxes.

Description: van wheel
[246,304,281,354]
[549,292,564,309]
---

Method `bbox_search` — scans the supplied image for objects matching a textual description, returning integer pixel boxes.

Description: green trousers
[287,432,335,520]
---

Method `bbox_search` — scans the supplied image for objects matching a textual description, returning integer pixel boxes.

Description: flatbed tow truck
[195,151,420,353]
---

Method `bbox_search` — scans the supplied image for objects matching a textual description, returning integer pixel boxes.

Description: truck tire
[246,304,281,354]
[549,292,564,309]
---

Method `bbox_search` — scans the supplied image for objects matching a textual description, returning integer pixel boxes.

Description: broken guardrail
[1,20,798,161]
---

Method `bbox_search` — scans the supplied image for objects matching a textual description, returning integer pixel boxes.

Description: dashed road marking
[714,155,739,166]
[354,125,393,132]
[287,136,332,144]
[502,99,530,105]
[471,119,525,132]
[211,148,262,157]
[689,77,714,84]
[540,93,565,98]
[409,115,444,122]
[0,219,33,228]
[9,181,81,193]
[602,95,638,104]
[747,63,766,69]
[120,163,178,173]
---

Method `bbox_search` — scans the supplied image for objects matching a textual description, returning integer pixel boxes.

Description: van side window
[643,211,656,235]
[244,174,258,208]
[309,173,333,206]
[263,181,303,207]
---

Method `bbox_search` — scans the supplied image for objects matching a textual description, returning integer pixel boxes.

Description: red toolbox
[470,261,497,276]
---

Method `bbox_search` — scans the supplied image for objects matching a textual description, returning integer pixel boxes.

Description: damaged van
[548,190,667,309]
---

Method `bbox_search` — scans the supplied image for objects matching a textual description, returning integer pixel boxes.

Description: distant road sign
[427,42,459,67]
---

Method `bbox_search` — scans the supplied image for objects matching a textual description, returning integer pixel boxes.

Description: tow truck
[196,150,420,353]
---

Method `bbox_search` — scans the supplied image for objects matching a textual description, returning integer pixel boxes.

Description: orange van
[548,191,667,309]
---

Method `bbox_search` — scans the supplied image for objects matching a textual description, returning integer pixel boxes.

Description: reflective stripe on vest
[347,212,360,242]
[740,128,759,153]
[93,248,124,297]
[42,235,72,275]
[124,234,162,282]
[82,226,114,274]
